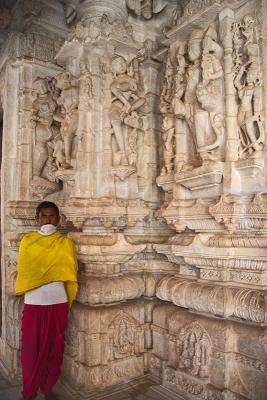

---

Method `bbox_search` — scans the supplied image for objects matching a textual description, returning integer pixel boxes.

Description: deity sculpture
[195,25,225,161]
[109,55,145,167]
[169,29,202,170]
[113,316,135,358]
[31,78,57,180]
[79,60,93,111]
[184,29,202,139]
[160,55,175,113]
[177,324,210,378]
[54,72,79,168]
[175,43,187,87]
[234,52,264,156]
[172,43,187,173]
[160,113,175,175]
[171,26,225,166]
[233,16,264,158]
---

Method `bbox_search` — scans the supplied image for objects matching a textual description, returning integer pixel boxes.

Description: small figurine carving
[136,38,158,61]
[160,113,175,175]
[50,134,68,170]
[126,0,179,23]
[160,55,175,113]
[177,323,211,378]
[126,0,167,20]
[111,315,136,359]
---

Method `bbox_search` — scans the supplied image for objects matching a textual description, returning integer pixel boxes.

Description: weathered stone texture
[0,1,266,399]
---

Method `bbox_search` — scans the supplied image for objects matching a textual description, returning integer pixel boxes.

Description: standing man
[15,201,78,400]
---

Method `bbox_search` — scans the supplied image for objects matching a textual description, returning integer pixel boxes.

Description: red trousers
[21,303,68,398]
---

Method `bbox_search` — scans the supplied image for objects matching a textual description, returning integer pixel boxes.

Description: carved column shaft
[219,8,239,163]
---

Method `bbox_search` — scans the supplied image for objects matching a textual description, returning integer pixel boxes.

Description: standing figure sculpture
[32,78,57,180]
[160,55,175,113]
[109,55,145,166]
[195,25,225,161]
[170,26,225,171]
[172,43,187,173]
[54,72,79,168]
[170,28,202,169]
[232,15,264,158]
[234,44,264,156]
[160,113,175,175]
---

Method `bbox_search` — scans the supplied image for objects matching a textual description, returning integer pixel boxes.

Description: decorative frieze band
[156,276,266,323]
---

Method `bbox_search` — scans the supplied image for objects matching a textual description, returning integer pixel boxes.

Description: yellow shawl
[16,231,78,307]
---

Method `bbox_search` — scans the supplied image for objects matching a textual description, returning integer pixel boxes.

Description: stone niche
[0,0,266,399]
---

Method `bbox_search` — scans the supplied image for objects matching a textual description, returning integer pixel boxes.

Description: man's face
[36,207,60,227]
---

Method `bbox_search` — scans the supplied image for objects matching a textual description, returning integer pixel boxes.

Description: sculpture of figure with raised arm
[32,78,57,180]
[109,55,145,166]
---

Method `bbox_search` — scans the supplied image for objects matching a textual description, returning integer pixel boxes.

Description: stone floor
[0,374,184,400]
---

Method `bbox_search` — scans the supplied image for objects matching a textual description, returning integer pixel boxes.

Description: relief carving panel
[1,1,267,399]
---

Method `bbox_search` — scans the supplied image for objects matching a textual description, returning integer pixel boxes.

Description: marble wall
[0,1,266,399]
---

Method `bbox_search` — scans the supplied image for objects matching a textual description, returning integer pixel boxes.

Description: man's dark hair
[36,201,59,217]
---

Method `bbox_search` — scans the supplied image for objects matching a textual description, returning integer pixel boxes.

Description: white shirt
[24,224,68,305]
